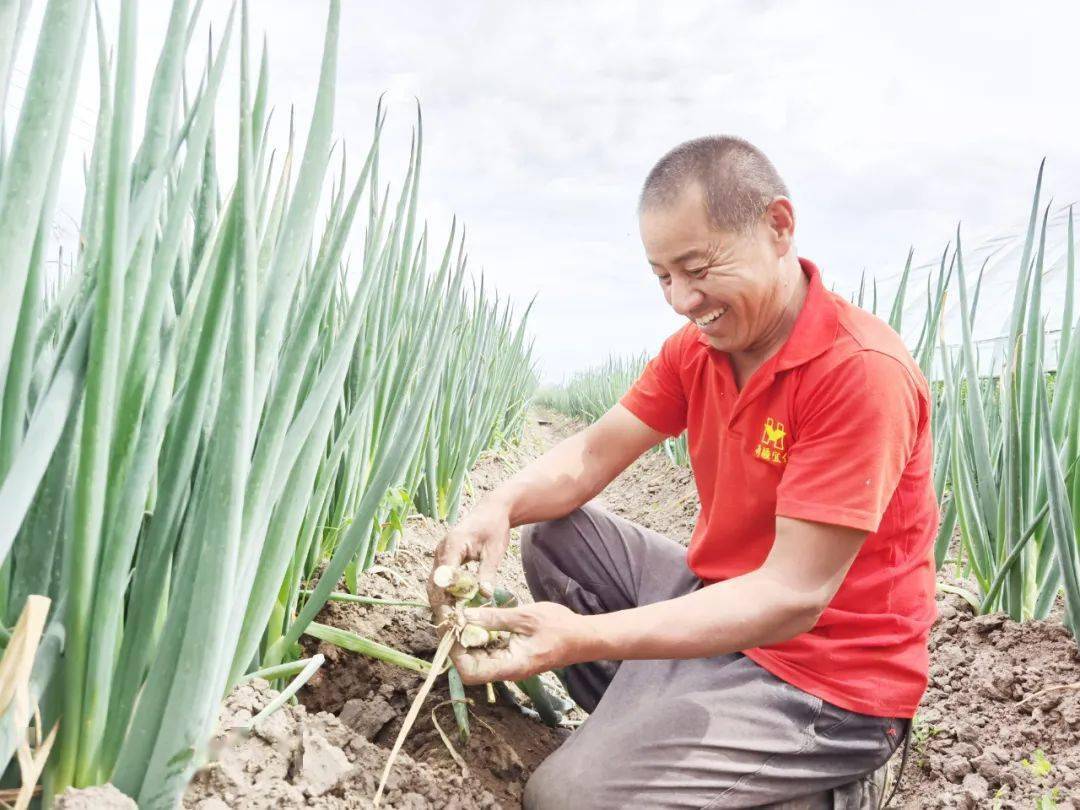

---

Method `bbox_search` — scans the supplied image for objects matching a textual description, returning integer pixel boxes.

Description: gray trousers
[520,504,907,810]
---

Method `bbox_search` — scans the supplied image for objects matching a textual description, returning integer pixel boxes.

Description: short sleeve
[619,329,689,437]
[776,351,924,532]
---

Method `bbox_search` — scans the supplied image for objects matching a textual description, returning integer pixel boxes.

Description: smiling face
[640,182,803,360]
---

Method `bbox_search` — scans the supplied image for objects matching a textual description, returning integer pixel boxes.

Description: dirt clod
[54,785,137,809]
[340,695,397,740]
[961,771,989,799]
[297,728,352,796]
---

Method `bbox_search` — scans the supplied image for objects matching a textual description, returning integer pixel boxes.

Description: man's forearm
[575,570,821,663]
[481,429,611,527]
[468,407,662,530]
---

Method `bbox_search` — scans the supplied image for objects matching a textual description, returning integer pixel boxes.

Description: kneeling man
[430,136,937,809]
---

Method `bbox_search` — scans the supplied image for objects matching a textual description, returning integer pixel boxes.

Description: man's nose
[669,276,704,316]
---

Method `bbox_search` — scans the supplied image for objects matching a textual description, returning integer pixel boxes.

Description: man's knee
[519,514,567,601]
[517,520,543,572]
[520,505,596,580]
[522,757,555,810]
[524,746,606,810]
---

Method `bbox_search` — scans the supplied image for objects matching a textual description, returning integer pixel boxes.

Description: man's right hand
[428,500,512,624]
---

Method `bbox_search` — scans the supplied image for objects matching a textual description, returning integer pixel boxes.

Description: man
[430,136,937,808]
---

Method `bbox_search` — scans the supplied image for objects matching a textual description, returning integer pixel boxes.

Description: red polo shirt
[620,258,937,718]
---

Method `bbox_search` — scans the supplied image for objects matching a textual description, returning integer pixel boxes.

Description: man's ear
[763,197,795,255]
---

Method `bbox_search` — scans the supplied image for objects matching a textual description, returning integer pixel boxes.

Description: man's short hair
[638,136,789,234]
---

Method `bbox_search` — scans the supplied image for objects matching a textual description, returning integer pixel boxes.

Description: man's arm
[455,516,865,684]
[487,404,668,528]
[582,516,864,660]
[430,404,667,609]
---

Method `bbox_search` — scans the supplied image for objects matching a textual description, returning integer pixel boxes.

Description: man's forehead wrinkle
[648,237,727,269]
[671,246,707,264]
[677,238,727,265]
[646,245,702,269]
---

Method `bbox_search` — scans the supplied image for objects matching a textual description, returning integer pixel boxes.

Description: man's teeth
[694,307,727,327]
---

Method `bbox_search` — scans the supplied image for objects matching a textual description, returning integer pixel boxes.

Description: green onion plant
[0,0,535,804]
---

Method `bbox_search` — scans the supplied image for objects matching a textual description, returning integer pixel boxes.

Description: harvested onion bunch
[431,564,512,649]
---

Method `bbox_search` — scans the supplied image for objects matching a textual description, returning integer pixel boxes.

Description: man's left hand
[452,601,593,685]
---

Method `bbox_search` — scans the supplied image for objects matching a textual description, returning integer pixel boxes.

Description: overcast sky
[11,1,1080,381]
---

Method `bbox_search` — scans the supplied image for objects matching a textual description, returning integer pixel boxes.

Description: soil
[893,587,1080,808]
[185,409,1080,808]
[184,678,504,809]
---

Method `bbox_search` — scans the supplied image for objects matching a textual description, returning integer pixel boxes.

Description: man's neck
[729,264,809,389]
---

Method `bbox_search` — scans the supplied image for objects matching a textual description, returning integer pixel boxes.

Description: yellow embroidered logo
[753,417,788,465]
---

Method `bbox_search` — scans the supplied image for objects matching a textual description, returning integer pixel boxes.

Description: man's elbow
[776,590,830,638]
[752,566,836,640]
[792,601,827,636]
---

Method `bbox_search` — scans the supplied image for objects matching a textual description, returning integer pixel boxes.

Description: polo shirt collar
[775,257,839,371]
[695,256,839,372]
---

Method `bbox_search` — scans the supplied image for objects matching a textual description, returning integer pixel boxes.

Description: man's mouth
[693,306,728,327]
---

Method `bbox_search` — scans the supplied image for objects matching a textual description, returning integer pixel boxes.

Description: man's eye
[657,274,671,285]
[687,266,710,278]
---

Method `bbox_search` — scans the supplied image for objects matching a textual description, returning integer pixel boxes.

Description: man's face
[639,183,794,355]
